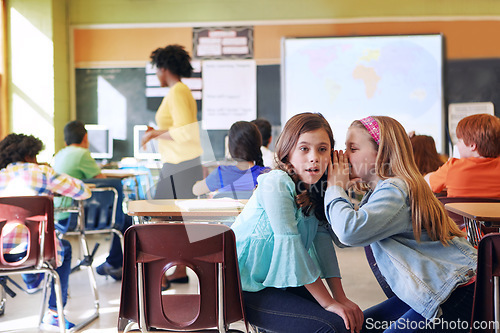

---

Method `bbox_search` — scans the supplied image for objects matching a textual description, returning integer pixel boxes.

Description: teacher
[142,44,203,200]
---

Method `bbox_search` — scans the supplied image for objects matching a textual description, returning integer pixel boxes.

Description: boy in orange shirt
[425,113,500,197]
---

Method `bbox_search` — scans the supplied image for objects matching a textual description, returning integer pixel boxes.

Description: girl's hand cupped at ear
[327,150,351,190]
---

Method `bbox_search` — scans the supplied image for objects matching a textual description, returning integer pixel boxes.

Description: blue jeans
[243,287,350,333]
[362,282,474,333]
[20,239,72,311]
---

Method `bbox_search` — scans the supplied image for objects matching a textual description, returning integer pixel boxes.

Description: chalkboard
[445,59,500,117]
[75,65,281,161]
[76,68,152,161]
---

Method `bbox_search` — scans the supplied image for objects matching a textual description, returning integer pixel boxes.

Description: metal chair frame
[54,185,124,330]
[0,196,67,332]
[118,223,247,333]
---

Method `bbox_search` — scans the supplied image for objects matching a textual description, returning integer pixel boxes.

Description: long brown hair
[275,113,334,220]
[410,135,444,175]
[352,116,465,244]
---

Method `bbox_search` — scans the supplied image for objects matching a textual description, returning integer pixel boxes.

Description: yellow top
[155,81,203,164]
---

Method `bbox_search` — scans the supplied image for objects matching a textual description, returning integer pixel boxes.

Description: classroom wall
[69,0,500,159]
[6,0,500,158]
[68,0,500,25]
[74,20,500,68]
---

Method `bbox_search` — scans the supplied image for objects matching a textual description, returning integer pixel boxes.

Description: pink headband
[359,116,380,145]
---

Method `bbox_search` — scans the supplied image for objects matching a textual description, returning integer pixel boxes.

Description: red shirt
[429,157,500,197]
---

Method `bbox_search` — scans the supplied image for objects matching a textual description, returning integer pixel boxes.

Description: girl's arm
[192,179,210,196]
[325,154,409,246]
[305,278,363,333]
[193,167,223,197]
[326,277,364,331]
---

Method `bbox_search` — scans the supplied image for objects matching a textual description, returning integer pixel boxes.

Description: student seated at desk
[409,133,445,176]
[251,118,277,169]
[425,113,500,197]
[192,121,270,199]
[53,120,131,281]
[325,116,477,332]
[0,133,91,330]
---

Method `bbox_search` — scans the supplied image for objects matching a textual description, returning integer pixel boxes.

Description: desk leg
[133,177,141,200]
[465,217,481,247]
[495,276,500,333]
[217,262,225,333]
[132,216,141,225]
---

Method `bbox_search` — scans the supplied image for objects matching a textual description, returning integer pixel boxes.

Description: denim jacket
[325,177,477,320]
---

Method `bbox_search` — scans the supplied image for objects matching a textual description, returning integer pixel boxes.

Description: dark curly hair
[0,133,44,169]
[150,44,193,78]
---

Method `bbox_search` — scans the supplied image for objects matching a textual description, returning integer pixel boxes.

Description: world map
[283,35,444,151]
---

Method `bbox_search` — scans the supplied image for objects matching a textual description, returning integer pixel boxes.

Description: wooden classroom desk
[445,202,500,247]
[445,202,500,227]
[101,169,149,179]
[127,199,247,223]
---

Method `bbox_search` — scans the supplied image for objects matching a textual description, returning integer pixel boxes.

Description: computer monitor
[85,124,113,160]
[134,125,161,160]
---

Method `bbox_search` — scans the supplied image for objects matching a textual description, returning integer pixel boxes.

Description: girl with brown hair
[231,112,363,333]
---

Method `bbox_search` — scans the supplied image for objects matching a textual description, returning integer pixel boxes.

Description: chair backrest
[0,196,57,269]
[437,197,500,232]
[119,223,246,331]
[471,233,500,333]
[63,178,122,232]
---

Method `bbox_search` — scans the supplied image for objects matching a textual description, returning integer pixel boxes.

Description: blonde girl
[326,116,477,333]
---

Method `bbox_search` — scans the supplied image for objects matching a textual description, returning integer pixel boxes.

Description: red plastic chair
[471,233,500,333]
[118,223,247,333]
[0,196,66,333]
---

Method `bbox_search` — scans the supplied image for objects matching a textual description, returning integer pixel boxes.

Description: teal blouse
[231,170,340,292]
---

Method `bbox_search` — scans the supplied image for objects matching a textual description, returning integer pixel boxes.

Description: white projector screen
[281,34,445,152]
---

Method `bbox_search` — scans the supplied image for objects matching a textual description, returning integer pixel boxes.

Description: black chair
[54,178,127,324]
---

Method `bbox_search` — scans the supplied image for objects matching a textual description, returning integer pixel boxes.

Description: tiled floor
[0,233,387,332]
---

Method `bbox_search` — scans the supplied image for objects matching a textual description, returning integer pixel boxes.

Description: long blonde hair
[352,116,465,244]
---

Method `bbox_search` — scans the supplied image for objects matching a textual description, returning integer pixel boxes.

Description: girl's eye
[299,147,308,152]
[319,147,328,152]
